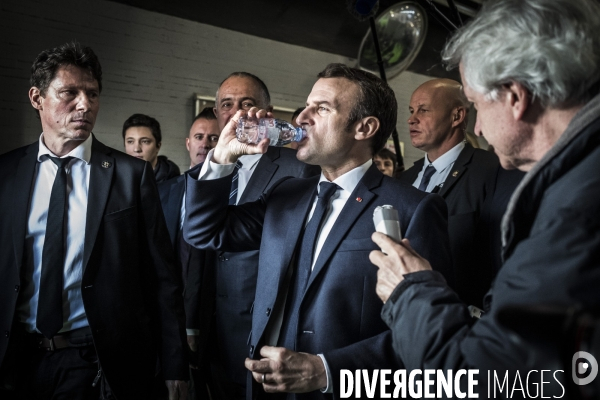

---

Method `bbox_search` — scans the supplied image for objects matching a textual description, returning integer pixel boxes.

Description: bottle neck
[294,127,306,142]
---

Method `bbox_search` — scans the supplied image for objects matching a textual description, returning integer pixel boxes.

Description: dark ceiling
[109,0,482,80]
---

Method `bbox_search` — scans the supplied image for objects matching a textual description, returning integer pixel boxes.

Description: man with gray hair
[371,0,600,396]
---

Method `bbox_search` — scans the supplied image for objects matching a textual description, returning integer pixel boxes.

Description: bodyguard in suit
[184,63,453,399]
[399,78,499,307]
[205,72,319,400]
[0,42,188,399]
[158,107,220,400]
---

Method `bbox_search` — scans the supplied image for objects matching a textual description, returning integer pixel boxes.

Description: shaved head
[416,79,469,113]
[408,78,470,161]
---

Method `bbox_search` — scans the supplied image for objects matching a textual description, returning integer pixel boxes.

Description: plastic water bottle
[236,117,306,146]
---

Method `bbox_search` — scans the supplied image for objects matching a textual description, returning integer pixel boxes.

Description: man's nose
[296,108,311,125]
[76,93,91,112]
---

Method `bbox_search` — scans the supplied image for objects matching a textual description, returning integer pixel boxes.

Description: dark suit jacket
[399,143,499,306]
[0,137,188,399]
[209,147,320,386]
[158,167,216,366]
[184,163,453,399]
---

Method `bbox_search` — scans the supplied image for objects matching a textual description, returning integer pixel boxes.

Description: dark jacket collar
[501,92,600,254]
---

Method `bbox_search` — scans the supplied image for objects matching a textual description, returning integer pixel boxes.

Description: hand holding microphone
[370,205,432,302]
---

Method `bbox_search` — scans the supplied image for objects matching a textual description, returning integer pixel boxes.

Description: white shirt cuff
[186,329,200,336]
[317,354,333,393]
[197,148,236,180]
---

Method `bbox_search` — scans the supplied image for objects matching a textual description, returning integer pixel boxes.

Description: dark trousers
[188,363,212,400]
[208,362,246,400]
[1,326,103,400]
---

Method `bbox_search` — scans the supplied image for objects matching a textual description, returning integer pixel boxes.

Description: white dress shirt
[17,133,92,334]
[197,149,372,392]
[413,141,465,192]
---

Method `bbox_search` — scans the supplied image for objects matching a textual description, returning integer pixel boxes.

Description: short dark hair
[317,63,397,155]
[216,72,271,108]
[30,42,103,96]
[122,113,162,144]
[375,148,397,174]
[375,148,396,162]
[193,107,217,123]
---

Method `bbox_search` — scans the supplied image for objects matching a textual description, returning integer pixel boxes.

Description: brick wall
[0,0,429,169]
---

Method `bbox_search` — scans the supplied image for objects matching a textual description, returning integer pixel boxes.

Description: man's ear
[157,142,162,150]
[29,87,43,111]
[185,138,191,152]
[504,81,530,121]
[354,116,380,142]
[451,106,467,129]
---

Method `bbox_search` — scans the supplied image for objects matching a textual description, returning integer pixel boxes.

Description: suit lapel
[278,177,319,278]
[12,143,38,272]
[437,144,474,198]
[306,165,382,290]
[399,158,423,185]
[82,137,114,274]
[165,175,185,244]
[238,148,280,204]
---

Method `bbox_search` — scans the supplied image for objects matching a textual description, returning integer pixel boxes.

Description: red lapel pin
[356,197,362,202]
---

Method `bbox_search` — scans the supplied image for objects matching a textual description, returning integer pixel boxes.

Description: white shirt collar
[37,133,92,164]
[426,141,465,172]
[238,153,262,170]
[318,159,373,194]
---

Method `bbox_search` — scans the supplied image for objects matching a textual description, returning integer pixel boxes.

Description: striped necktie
[229,160,243,205]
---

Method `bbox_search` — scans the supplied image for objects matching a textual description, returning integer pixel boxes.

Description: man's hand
[369,233,432,303]
[245,346,327,393]
[212,108,271,165]
[166,380,188,400]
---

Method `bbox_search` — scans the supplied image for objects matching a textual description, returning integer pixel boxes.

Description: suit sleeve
[183,246,202,333]
[378,200,600,397]
[184,171,291,252]
[404,192,455,289]
[139,163,188,379]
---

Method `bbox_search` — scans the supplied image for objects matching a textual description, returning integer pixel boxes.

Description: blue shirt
[413,141,465,192]
[17,134,92,334]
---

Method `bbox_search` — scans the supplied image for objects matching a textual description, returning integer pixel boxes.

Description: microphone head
[346,0,379,21]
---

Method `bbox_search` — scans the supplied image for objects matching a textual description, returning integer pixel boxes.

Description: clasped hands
[245,346,327,393]
[369,232,432,303]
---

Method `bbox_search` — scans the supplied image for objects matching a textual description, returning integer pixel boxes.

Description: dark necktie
[229,160,243,205]
[418,164,436,192]
[37,156,73,338]
[279,181,339,350]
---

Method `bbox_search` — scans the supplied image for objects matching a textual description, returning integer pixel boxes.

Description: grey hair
[442,0,600,108]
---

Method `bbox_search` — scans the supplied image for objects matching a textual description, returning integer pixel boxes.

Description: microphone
[346,0,379,21]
